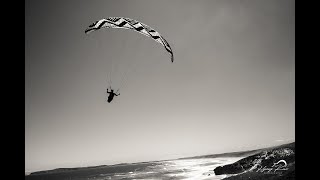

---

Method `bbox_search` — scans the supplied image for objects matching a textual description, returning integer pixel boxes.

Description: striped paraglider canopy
[85,17,174,62]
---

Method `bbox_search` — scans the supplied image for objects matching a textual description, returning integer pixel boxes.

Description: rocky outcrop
[214,142,295,179]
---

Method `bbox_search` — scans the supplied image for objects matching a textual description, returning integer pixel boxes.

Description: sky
[25,0,295,173]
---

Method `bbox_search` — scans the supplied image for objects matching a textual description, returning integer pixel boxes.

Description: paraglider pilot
[106,88,120,103]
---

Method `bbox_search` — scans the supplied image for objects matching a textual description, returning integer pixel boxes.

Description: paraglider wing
[85,17,174,62]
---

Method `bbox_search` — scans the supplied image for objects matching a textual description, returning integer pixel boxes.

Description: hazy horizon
[26,0,295,173]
